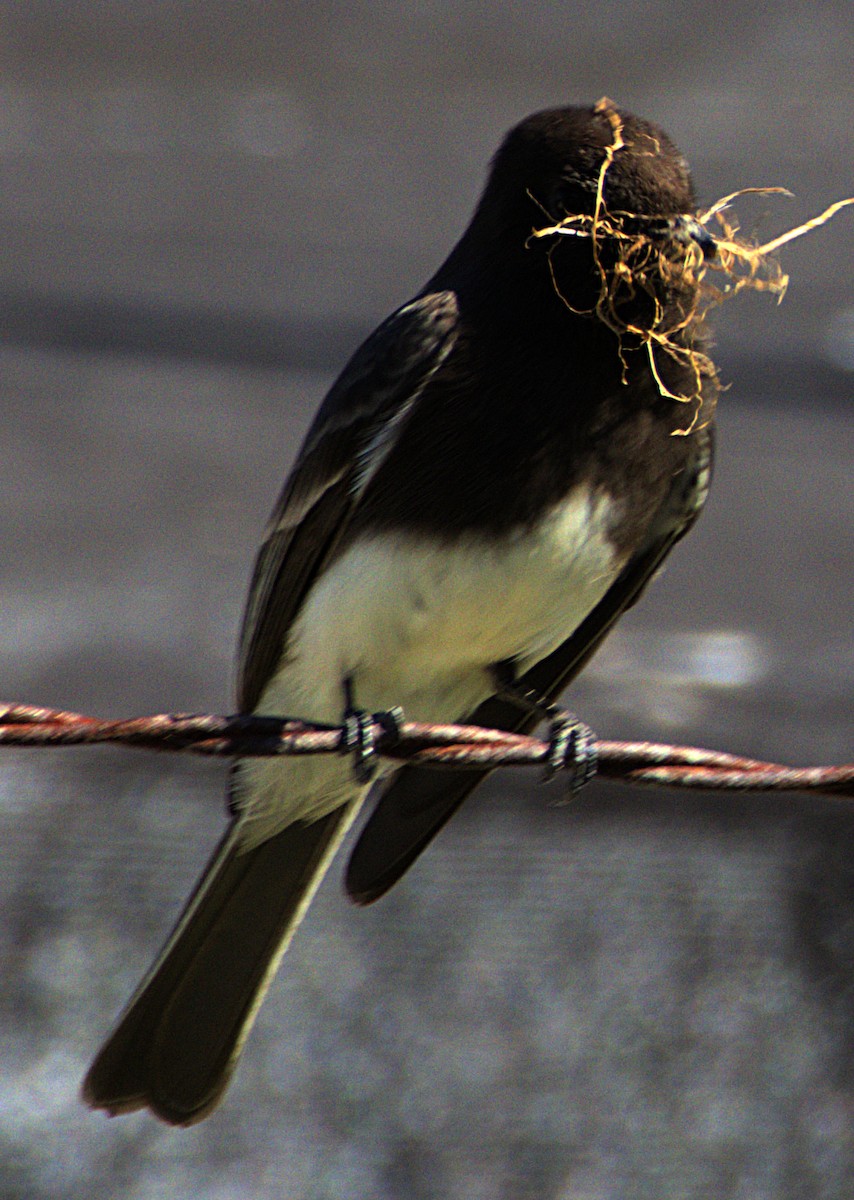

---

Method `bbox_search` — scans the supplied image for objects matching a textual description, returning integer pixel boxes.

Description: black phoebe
[83,101,718,1124]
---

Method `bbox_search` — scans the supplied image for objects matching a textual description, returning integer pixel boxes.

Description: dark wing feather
[237,291,459,712]
[345,425,714,904]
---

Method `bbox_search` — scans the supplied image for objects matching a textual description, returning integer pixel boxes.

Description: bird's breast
[266,484,626,726]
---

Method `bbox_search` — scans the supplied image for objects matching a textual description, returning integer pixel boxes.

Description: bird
[83,100,718,1124]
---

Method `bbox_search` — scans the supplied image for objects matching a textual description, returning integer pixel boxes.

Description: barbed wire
[1,701,851,799]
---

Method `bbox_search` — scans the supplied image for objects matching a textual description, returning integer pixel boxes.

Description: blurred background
[0,3,851,1197]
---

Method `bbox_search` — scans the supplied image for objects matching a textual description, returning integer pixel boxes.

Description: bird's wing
[345,424,714,904]
[237,291,460,712]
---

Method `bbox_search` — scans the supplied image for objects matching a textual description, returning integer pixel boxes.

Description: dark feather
[238,291,459,710]
[82,810,352,1125]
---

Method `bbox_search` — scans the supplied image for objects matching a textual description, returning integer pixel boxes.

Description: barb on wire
[0,701,851,799]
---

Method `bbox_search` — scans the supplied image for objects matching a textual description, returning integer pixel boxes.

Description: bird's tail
[82,800,361,1125]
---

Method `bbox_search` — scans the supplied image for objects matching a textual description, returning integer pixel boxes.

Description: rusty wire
[0,701,850,799]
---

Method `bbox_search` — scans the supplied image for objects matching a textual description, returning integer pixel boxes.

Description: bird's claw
[543,711,598,794]
[342,702,404,784]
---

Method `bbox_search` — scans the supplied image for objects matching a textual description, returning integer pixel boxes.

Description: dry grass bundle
[530,97,853,431]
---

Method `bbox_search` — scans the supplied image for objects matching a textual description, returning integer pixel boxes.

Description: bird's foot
[543,709,598,794]
[341,678,403,784]
[490,660,598,793]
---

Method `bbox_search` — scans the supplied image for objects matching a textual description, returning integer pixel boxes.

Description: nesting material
[531,97,853,428]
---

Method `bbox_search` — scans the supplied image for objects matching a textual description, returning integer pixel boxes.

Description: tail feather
[82,801,361,1125]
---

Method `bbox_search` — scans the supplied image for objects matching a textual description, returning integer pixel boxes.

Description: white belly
[234,485,624,843]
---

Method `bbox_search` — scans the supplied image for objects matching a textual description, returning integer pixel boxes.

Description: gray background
[0,3,852,1198]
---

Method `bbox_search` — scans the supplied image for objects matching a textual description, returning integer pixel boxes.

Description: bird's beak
[673,215,718,260]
